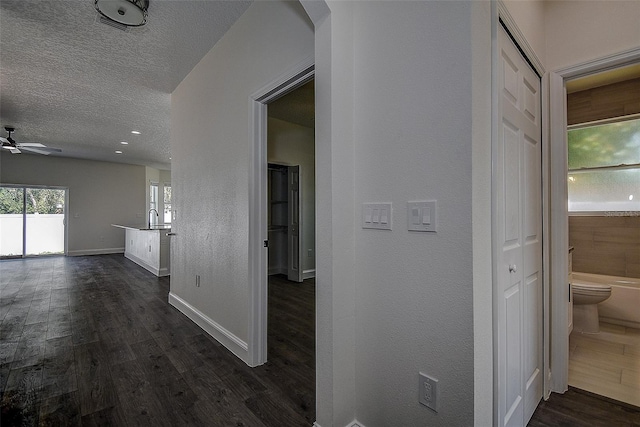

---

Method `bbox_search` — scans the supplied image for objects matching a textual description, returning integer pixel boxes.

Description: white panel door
[287,165,303,282]
[496,25,543,427]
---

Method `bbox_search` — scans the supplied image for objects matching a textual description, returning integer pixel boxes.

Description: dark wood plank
[38,390,82,427]
[74,341,117,416]
[0,255,317,425]
[41,336,77,400]
[529,387,640,426]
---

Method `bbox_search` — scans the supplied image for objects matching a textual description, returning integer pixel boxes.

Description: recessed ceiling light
[131,130,141,135]
[115,150,123,154]
[120,141,129,145]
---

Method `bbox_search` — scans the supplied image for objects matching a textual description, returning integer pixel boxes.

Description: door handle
[509,264,517,273]
[166,232,176,236]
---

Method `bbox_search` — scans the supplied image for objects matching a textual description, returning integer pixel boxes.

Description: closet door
[496,24,543,427]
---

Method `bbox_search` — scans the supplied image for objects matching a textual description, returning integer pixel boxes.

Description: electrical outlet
[308,248,313,258]
[419,372,438,412]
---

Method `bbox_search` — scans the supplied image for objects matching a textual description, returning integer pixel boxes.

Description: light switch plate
[407,201,437,232]
[362,203,392,230]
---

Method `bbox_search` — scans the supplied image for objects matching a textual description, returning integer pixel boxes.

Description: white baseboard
[303,269,316,279]
[168,292,249,364]
[123,253,169,277]
[269,266,287,276]
[313,420,365,427]
[68,247,124,256]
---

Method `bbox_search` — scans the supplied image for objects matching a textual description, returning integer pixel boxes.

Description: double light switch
[407,201,436,232]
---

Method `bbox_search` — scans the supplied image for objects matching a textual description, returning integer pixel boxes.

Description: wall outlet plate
[419,372,438,412]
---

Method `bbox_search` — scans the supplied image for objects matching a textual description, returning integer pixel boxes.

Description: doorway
[257,75,316,421]
[563,65,640,407]
[548,47,640,400]
[0,185,67,258]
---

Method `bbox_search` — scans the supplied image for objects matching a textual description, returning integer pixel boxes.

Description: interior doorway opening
[0,185,67,258]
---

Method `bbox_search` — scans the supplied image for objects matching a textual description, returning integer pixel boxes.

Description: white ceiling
[0,0,252,170]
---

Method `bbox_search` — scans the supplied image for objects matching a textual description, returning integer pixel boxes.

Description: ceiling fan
[0,127,62,155]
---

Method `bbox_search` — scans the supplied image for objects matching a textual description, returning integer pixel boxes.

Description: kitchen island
[112,224,171,277]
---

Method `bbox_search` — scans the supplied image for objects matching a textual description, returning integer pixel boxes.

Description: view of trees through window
[568,117,640,212]
[0,187,65,214]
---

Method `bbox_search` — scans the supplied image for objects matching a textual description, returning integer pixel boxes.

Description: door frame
[248,58,314,367]
[492,3,549,423]
[547,46,640,394]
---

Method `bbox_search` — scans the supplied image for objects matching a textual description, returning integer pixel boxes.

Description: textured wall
[0,153,145,255]
[570,216,640,277]
[351,2,474,425]
[567,77,640,125]
[170,1,314,346]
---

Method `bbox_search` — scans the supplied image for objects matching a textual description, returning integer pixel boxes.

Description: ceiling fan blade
[0,136,9,144]
[18,142,47,148]
[10,148,21,154]
[20,146,60,155]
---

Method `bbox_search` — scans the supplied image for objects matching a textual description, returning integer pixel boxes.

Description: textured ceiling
[0,0,252,170]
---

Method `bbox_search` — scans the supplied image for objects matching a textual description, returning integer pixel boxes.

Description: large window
[568,117,640,213]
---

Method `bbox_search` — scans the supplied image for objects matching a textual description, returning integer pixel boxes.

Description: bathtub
[572,272,640,329]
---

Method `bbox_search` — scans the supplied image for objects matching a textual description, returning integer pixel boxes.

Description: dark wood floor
[0,255,315,426]
[528,386,640,426]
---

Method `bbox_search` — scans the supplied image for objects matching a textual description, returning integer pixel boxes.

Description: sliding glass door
[0,186,67,258]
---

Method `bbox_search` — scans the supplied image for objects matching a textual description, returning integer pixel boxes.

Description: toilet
[572,281,612,334]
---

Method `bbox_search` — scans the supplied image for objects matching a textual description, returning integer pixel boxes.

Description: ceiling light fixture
[120,141,129,145]
[131,130,141,135]
[115,150,123,154]
[95,0,149,27]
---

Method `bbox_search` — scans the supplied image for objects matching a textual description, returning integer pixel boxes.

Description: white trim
[312,421,365,427]
[541,71,552,400]
[548,46,640,395]
[123,252,169,277]
[269,267,287,276]
[497,1,545,77]
[303,269,316,280]
[248,57,315,368]
[68,247,124,256]
[556,46,640,80]
[168,292,249,364]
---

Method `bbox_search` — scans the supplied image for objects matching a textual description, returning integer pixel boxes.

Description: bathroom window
[568,117,640,213]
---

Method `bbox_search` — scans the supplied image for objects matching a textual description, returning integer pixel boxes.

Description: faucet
[148,208,159,228]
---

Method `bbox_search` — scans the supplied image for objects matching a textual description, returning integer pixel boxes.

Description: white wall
[0,153,146,255]
[349,2,474,425]
[267,117,315,273]
[545,1,640,71]
[170,0,314,352]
